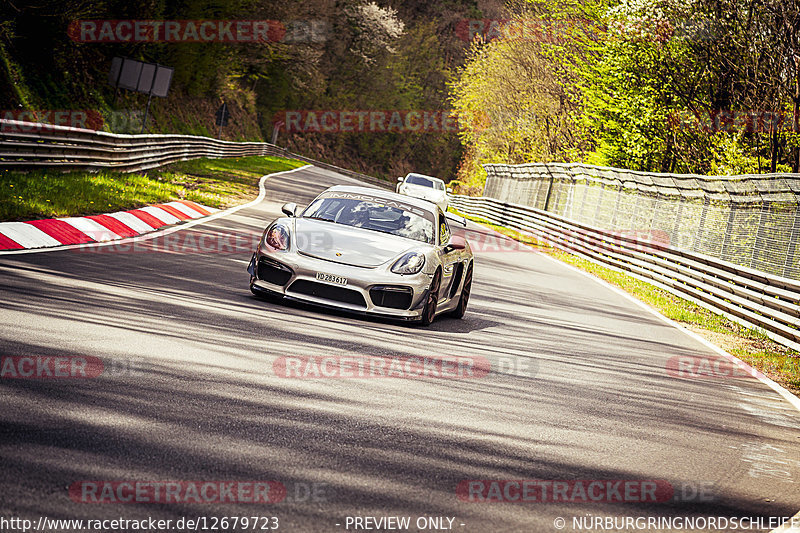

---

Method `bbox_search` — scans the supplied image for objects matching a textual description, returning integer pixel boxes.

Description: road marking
[0,221,62,248]
[140,205,181,225]
[0,232,22,249]
[155,203,193,221]
[534,247,800,533]
[772,510,800,532]
[166,201,208,218]
[61,217,121,241]
[85,214,139,238]
[125,209,167,229]
[26,219,94,244]
[106,211,158,233]
[175,199,215,216]
[733,441,799,482]
[536,250,800,412]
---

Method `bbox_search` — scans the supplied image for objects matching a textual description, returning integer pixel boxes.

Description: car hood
[294,218,421,268]
[402,184,446,202]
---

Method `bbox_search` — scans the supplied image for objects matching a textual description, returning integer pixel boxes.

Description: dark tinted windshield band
[320,191,434,221]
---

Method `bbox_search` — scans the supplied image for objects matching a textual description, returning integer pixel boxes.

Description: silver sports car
[247,185,474,325]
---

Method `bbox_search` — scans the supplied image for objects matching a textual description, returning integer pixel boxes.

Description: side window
[438,212,451,245]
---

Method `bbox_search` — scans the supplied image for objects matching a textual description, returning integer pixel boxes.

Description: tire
[449,263,472,319]
[419,270,441,326]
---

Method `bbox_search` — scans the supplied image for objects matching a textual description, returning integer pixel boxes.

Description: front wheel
[419,270,441,326]
[449,263,472,319]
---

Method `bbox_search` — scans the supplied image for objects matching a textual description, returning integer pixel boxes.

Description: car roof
[321,185,441,214]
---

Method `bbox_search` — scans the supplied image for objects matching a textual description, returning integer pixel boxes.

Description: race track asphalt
[1,165,798,532]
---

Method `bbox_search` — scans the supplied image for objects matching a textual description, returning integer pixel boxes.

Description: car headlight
[391,252,426,275]
[265,224,290,251]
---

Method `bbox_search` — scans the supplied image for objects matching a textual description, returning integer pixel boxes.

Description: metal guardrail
[483,163,800,281]
[450,194,800,352]
[0,119,391,189]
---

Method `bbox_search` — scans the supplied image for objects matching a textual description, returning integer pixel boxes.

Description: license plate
[316,272,348,286]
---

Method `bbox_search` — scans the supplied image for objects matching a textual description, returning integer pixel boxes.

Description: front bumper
[248,248,433,320]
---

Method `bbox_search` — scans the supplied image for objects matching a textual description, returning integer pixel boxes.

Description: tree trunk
[660,134,674,172]
[770,129,779,173]
[794,74,800,173]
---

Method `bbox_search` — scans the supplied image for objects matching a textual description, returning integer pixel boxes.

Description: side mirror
[397,176,404,182]
[445,211,467,227]
[446,187,452,193]
[281,202,297,217]
[447,235,467,250]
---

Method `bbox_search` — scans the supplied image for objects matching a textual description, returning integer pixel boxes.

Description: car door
[437,210,460,301]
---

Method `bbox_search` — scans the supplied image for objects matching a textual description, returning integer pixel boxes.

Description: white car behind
[397,173,450,212]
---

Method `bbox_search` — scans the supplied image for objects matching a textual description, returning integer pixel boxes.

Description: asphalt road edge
[537,252,800,411]
[534,251,800,532]
[773,510,800,532]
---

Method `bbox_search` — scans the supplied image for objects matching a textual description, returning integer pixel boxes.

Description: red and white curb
[0,165,313,255]
[0,200,217,251]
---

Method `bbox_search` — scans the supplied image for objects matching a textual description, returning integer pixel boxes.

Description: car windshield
[302,193,435,244]
[405,174,444,190]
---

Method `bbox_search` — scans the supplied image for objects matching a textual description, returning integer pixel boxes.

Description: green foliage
[449,0,800,187]
[0,0,495,181]
[450,1,606,186]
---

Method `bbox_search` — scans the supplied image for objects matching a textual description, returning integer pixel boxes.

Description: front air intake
[369,286,413,310]
[288,280,367,308]
[257,258,293,286]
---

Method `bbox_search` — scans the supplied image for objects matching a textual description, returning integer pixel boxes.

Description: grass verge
[0,156,305,221]
[450,207,800,396]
